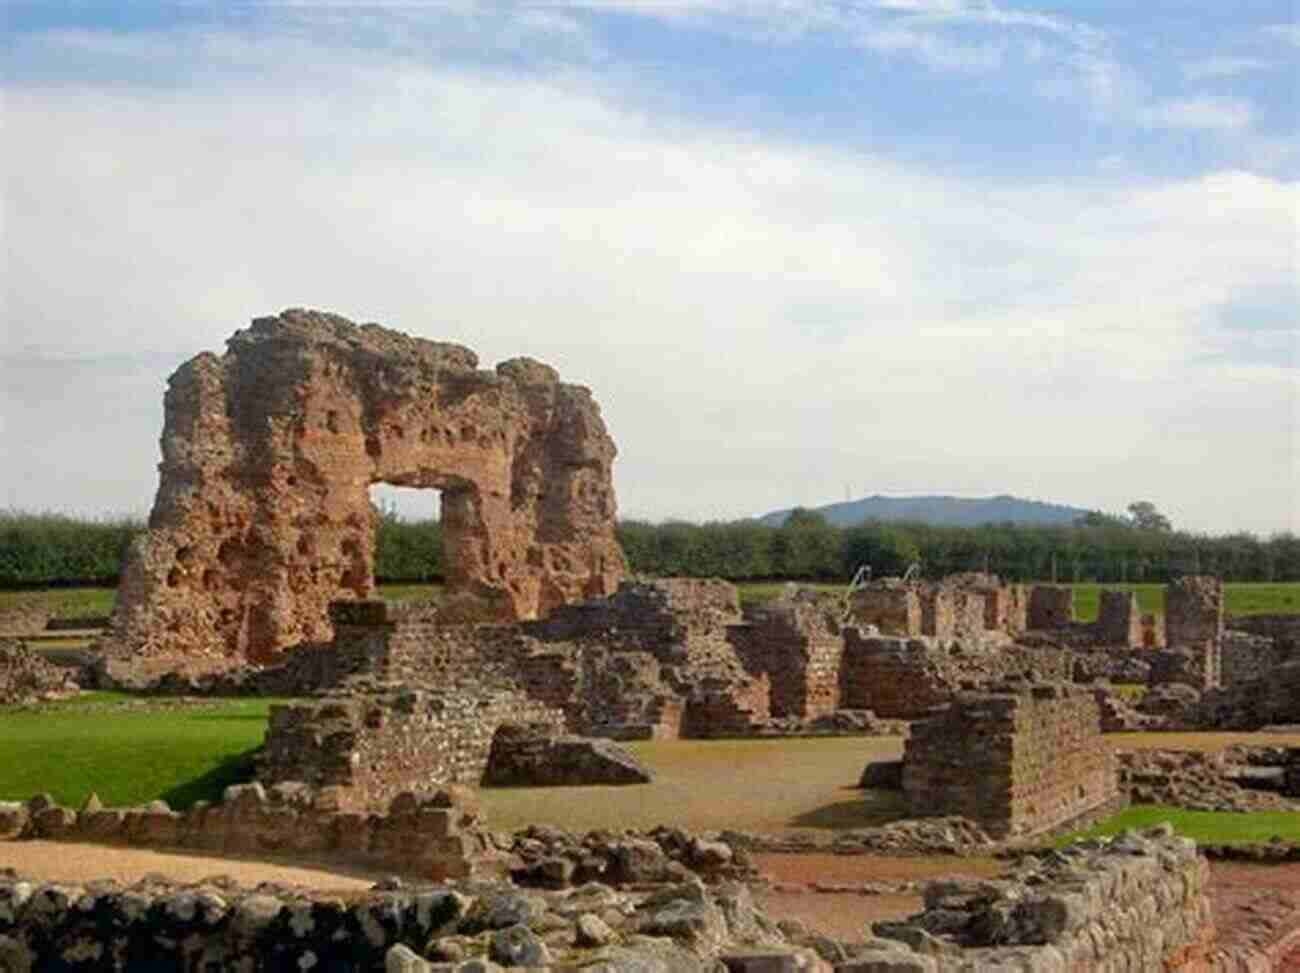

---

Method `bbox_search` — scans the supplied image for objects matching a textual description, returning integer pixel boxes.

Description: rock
[858,761,903,790]
[489,924,552,967]
[576,913,616,948]
[387,945,433,973]
[482,723,653,787]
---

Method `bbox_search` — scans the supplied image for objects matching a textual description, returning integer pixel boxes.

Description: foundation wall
[902,684,1120,838]
[260,689,565,809]
[1166,575,1224,648]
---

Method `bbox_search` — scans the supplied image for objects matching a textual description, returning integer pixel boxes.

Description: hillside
[759,494,1092,528]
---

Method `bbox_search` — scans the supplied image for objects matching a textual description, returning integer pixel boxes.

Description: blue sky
[2,1,1297,533]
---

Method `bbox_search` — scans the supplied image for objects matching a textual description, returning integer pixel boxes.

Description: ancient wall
[1148,639,1222,690]
[109,309,627,664]
[839,634,1070,719]
[0,638,77,704]
[0,601,51,637]
[1227,613,1300,651]
[260,688,566,809]
[902,684,1121,838]
[1095,589,1142,646]
[7,783,493,883]
[866,827,1212,971]
[1195,659,1300,729]
[727,596,843,718]
[1166,575,1224,648]
[1221,629,1291,688]
[845,584,921,636]
[1026,585,1073,629]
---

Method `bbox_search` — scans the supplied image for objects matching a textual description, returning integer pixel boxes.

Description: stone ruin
[901,683,1122,839]
[106,309,626,666]
[0,638,79,705]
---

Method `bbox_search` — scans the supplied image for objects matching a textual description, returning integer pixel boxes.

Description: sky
[1,0,1297,535]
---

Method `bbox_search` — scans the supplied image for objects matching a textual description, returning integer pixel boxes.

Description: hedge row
[4,509,1299,587]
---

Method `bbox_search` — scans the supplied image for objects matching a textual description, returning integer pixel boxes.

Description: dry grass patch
[478,735,906,834]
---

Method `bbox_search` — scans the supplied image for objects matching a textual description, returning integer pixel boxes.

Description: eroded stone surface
[108,309,626,663]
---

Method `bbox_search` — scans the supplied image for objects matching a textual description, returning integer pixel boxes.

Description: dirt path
[0,841,384,890]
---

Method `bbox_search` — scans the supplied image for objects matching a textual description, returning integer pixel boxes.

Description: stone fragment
[489,924,552,967]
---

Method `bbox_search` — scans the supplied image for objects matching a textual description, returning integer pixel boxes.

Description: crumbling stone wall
[1095,589,1143,646]
[1149,640,1222,690]
[1195,659,1300,729]
[109,309,626,664]
[0,638,77,704]
[866,827,1212,971]
[1027,584,1073,629]
[260,688,566,809]
[1220,629,1291,687]
[0,601,51,637]
[1167,575,1224,648]
[846,582,921,635]
[727,593,843,718]
[839,633,1070,719]
[902,684,1121,838]
[7,783,494,882]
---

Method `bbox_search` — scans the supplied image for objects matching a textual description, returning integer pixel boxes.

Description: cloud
[1139,96,1254,131]
[3,30,1297,533]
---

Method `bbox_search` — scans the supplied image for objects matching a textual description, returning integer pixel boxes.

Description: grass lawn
[0,695,289,810]
[1,580,1295,622]
[1061,805,1300,846]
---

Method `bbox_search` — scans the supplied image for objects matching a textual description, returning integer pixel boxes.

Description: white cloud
[1139,96,1254,131]
[3,35,1297,533]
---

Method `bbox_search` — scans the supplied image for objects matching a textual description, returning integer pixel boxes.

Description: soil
[0,840,385,890]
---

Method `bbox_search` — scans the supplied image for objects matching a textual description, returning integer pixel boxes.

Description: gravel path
[0,841,383,891]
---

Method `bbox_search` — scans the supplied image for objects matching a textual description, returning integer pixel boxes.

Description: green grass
[0,587,117,619]
[0,696,291,810]
[2,580,1294,622]
[1060,804,1300,846]
[732,581,1298,619]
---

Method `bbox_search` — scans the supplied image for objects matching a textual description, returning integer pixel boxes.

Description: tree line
[3,506,1299,587]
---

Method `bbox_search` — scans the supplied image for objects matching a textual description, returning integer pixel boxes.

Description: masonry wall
[1095,589,1142,646]
[902,684,1120,838]
[846,585,921,636]
[869,828,1213,971]
[1166,575,1224,648]
[1196,659,1300,729]
[260,688,565,809]
[1027,585,1074,629]
[727,599,843,718]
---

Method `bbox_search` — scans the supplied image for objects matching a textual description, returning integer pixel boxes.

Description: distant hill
[758,494,1092,528]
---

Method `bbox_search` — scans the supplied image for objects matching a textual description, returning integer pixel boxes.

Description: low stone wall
[260,688,566,808]
[0,602,52,637]
[0,853,803,973]
[1194,659,1300,729]
[863,826,1212,971]
[0,638,78,705]
[2,783,494,880]
[846,583,921,636]
[1227,613,1300,650]
[481,723,653,786]
[1149,641,1222,691]
[902,683,1120,838]
[1221,628,1290,687]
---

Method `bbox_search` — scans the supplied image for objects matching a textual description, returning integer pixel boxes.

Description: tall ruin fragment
[109,309,627,663]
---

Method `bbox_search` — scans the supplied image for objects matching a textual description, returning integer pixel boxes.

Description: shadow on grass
[159,748,261,810]
[786,789,910,831]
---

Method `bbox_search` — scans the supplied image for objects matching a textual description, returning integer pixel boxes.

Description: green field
[1061,804,1300,846]
[0,695,289,809]
[3,580,1298,623]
